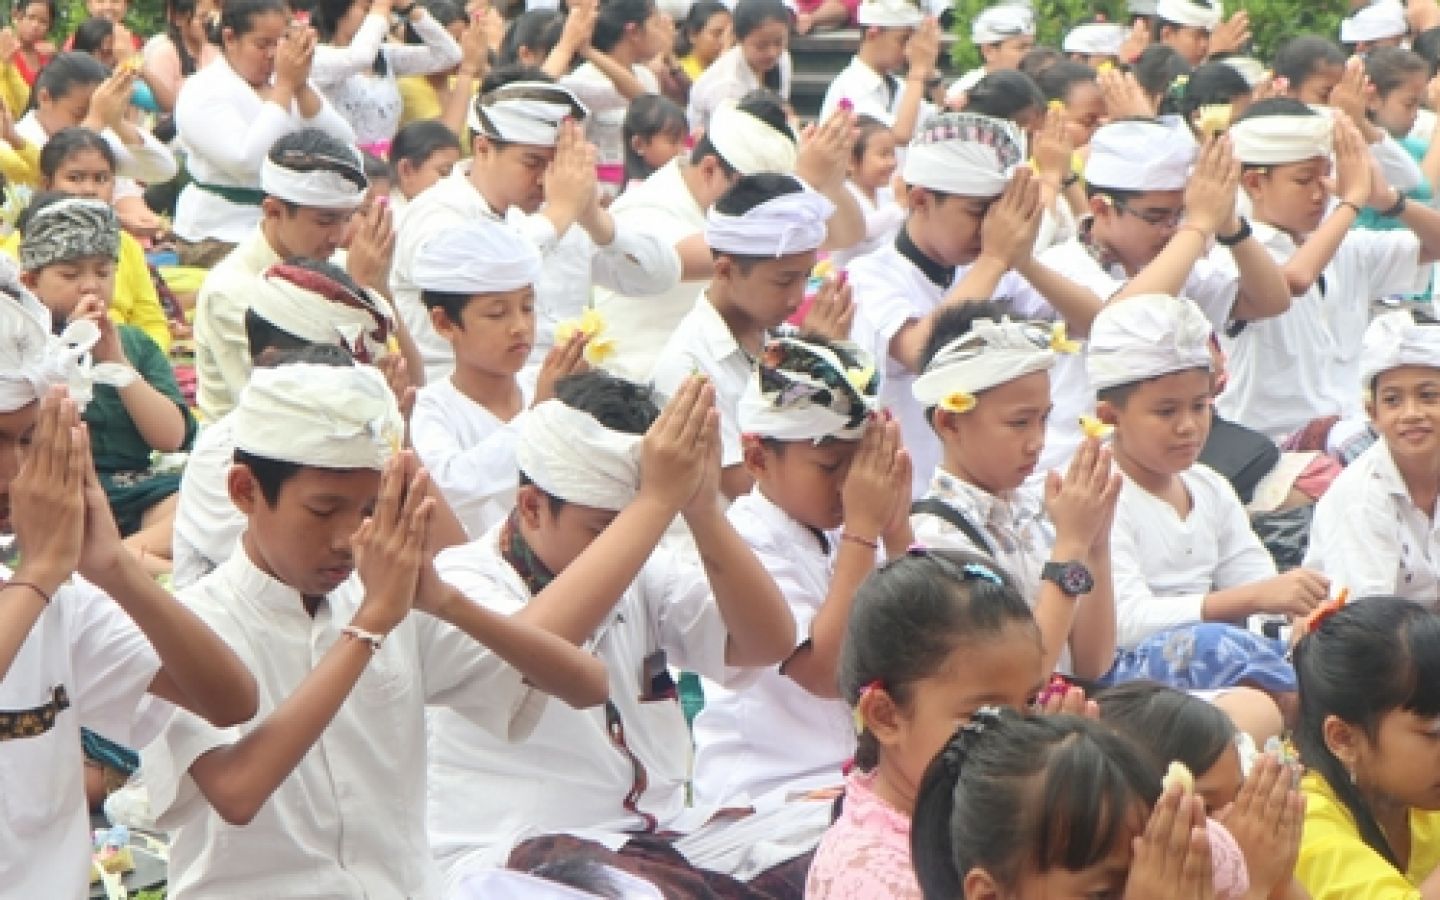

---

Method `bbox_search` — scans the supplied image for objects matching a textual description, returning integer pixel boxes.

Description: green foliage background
[948,0,1349,70]
[56,0,167,41]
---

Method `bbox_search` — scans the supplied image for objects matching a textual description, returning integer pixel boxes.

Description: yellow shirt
[1298,772,1440,899]
[680,54,705,81]
[0,59,28,120]
[0,137,40,188]
[2,229,172,352]
[398,75,443,127]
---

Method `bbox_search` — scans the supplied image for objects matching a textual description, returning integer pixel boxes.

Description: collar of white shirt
[694,291,748,365]
[742,485,832,555]
[219,542,349,626]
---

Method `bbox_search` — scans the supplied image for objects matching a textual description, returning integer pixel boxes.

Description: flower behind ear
[939,391,976,414]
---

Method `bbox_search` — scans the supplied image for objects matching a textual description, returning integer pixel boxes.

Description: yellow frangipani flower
[1049,322,1081,354]
[939,392,977,414]
[555,308,615,365]
[1196,104,1233,137]
[846,365,875,392]
[1079,415,1114,440]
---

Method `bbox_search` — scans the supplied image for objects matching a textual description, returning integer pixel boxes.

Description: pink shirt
[804,769,921,900]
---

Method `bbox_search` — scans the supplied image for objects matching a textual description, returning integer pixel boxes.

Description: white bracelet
[341,624,384,652]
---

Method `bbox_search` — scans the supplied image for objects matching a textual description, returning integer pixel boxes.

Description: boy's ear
[1239,168,1265,196]
[931,407,964,443]
[429,304,459,339]
[515,483,546,530]
[228,464,261,515]
[18,269,35,289]
[1095,399,1119,426]
[712,254,735,282]
[740,433,770,477]
[1088,193,1113,220]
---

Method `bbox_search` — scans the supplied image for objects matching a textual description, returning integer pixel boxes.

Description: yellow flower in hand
[939,391,976,414]
[1196,104,1233,137]
[556,308,615,365]
[1049,322,1081,354]
[846,365,875,393]
[1079,415,1114,440]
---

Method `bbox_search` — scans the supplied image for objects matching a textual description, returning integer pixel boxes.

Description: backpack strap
[909,498,996,557]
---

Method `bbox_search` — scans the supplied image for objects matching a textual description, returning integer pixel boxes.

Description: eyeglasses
[1114,199,1185,229]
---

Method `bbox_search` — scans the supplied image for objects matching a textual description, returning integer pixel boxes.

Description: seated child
[908,708,1221,899]
[170,259,397,589]
[0,283,255,898]
[908,303,1119,680]
[828,114,905,270]
[1306,311,1440,606]
[426,372,795,891]
[807,548,1046,899]
[622,94,688,187]
[142,351,608,897]
[19,193,195,570]
[1087,292,1314,699]
[651,172,835,499]
[410,220,587,539]
[692,334,909,809]
[1292,596,1440,898]
[387,118,461,218]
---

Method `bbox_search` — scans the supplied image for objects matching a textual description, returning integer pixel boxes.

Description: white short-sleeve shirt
[171,415,242,590]
[650,293,754,468]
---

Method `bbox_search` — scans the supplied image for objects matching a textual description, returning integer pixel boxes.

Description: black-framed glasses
[1114,199,1185,229]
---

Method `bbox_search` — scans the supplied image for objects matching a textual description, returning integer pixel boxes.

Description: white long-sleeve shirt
[16,109,177,201]
[173,55,356,242]
[687,44,792,133]
[312,11,461,147]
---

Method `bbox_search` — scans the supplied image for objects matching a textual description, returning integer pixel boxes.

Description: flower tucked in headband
[738,336,879,443]
[939,391,976,414]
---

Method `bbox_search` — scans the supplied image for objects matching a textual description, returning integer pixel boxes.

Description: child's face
[37,83,98,134]
[1061,79,1106,149]
[1194,741,1243,814]
[980,35,1034,72]
[633,7,671,62]
[866,25,912,72]
[718,250,816,330]
[517,485,620,574]
[885,621,1044,806]
[0,401,39,534]
[739,19,787,77]
[25,254,116,323]
[1370,365,1440,465]
[1293,62,1344,106]
[1245,157,1331,236]
[1104,368,1213,479]
[852,130,898,191]
[1092,189,1185,275]
[233,463,381,598]
[1346,707,1440,810]
[1371,71,1427,139]
[635,128,686,171]
[690,11,730,63]
[398,145,460,200]
[745,437,858,532]
[433,287,536,378]
[938,370,1051,495]
[911,191,991,267]
[14,1,52,44]
[45,146,116,204]
[86,0,125,22]
[1162,24,1209,66]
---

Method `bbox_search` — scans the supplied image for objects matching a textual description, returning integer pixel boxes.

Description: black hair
[1294,597,1440,869]
[420,289,473,323]
[732,0,789,91]
[164,0,205,77]
[1366,46,1429,98]
[622,94,687,184]
[39,126,116,180]
[313,0,389,74]
[1272,35,1345,88]
[677,0,729,58]
[498,9,563,67]
[964,69,1045,123]
[27,51,106,113]
[1018,45,1062,80]
[216,0,288,45]
[71,16,116,59]
[529,858,631,899]
[709,173,806,269]
[422,0,466,27]
[1413,27,1440,78]
[918,301,1005,372]
[244,306,312,360]
[360,150,391,182]
[912,709,1163,900]
[1034,60,1096,105]
[266,128,368,198]
[839,548,1037,769]
[1095,680,1236,778]
[850,113,889,165]
[480,61,553,94]
[592,0,655,54]
[232,346,359,504]
[556,370,659,435]
[1172,61,1251,121]
[1133,44,1191,105]
[390,119,461,174]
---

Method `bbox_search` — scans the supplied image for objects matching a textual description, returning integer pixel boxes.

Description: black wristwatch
[1041,560,1094,597]
[393,1,416,15]
[1216,217,1252,247]
[1380,193,1409,218]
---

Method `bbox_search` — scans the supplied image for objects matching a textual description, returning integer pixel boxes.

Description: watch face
[1062,567,1093,594]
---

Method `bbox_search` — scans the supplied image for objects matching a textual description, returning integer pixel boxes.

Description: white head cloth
[1341,1,1407,43]
[857,0,924,27]
[516,399,643,510]
[707,101,798,175]
[903,112,1026,197]
[251,264,394,364]
[971,4,1034,43]
[468,81,588,147]
[1155,0,1222,28]
[1222,56,1268,86]
[1360,310,1440,388]
[0,299,117,412]
[1229,112,1334,165]
[913,317,1056,406]
[1086,294,1213,392]
[1085,117,1197,191]
[1129,0,1158,14]
[259,155,367,210]
[232,362,403,470]
[1063,22,1127,56]
[738,336,879,441]
[705,182,835,256]
[412,220,543,294]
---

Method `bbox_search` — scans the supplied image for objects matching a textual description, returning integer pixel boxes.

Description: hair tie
[1286,588,1349,661]
[962,563,1002,585]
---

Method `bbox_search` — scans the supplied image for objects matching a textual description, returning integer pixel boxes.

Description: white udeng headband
[1228,114,1334,166]
[1360,310,1440,388]
[704,188,834,257]
[516,400,643,511]
[232,363,403,470]
[1155,0,1222,28]
[467,83,589,147]
[259,157,367,209]
[707,102,798,176]
[912,318,1056,406]
[1086,294,1213,393]
[249,273,393,362]
[0,307,124,413]
[411,223,544,294]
